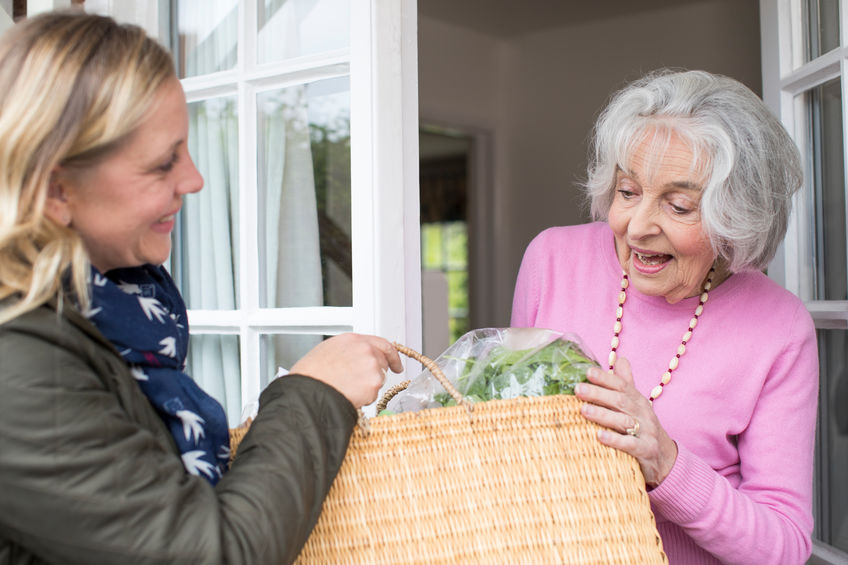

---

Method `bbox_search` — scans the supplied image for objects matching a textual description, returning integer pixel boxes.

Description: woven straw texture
[293,394,667,564]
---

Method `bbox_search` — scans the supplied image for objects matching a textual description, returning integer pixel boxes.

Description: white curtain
[184,98,242,425]
[178,0,324,423]
[258,0,324,371]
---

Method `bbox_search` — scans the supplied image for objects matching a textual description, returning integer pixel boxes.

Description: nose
[178,152,204,195]
[627,199,661,239]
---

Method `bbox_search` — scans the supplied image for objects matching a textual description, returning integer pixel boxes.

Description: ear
[45,170,72,226]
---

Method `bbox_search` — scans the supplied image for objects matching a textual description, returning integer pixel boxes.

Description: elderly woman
[511,70,818,564]
[0,11,401,564]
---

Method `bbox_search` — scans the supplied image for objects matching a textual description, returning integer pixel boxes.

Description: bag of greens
[385,327,598,414]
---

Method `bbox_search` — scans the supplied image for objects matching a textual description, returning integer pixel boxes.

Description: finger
[611,356,636,386]
[575,380,627,413]
[595,426,640,456]
[587,359,633,392]
[367,336,403,373]
[580,402,637,435]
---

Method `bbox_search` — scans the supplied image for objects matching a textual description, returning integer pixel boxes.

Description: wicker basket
[235,344,668,564]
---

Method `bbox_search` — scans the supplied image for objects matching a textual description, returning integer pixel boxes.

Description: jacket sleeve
[648,303,817,565]
[0,311,357,565]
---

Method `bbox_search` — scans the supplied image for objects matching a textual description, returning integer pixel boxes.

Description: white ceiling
[418,0,716,38]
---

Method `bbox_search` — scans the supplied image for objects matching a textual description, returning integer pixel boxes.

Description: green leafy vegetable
[433,339,597,407]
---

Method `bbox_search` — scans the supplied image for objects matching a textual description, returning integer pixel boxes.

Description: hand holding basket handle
[289,333,404,409]
[231,341,463,459]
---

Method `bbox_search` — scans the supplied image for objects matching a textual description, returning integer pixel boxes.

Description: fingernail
[574,383,584,395]
[581,403,593,416]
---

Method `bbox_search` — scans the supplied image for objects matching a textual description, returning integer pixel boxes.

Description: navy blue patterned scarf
[85,264,229,484]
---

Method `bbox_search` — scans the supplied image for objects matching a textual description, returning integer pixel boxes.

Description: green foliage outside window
[421,221,469,343]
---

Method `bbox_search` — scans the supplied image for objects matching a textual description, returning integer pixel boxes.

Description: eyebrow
[616,166,703,192]
[147,140,184,168]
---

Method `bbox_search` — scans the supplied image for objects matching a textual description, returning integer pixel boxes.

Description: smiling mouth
[634,251,672,266]
[156,214,176,223]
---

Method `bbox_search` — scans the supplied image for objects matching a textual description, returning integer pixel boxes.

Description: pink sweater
[511,222,818,565]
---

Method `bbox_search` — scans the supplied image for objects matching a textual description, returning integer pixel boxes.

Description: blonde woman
[0,11,401,564]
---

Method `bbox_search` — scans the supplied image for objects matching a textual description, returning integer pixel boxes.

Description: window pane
[804,0,840,61]
[174,96,240,309]
[421,224,443,269]
[445,221,468,269]
[83,1,170,45]
[260,333,326,388]
[175,0,239,78]
[186,333,241,427]
[816,329,848,552]
[257,77,351,308]
[806,79,846,300]
[257,0,349,65]
[421,222,469,344]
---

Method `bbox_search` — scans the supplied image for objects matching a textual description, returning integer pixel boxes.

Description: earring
[62,214,71,226]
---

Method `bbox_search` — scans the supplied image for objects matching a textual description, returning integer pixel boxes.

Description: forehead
[619,127,708,188]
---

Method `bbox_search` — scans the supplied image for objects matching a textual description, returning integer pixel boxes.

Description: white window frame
[79,0,422,416]
[761,1,848,562]
[182,0,422,415]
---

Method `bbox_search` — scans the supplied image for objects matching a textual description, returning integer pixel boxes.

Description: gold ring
[625,418,640,437]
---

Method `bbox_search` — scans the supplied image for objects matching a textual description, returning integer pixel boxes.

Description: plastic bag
[385,327,599,414]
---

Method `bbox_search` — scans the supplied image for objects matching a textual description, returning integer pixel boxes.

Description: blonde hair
[0,11,175,325]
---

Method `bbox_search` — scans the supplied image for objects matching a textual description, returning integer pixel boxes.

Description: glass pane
[421,224,444,269]
[445,221,468,269]
[257,77,351,308]
[83,0,171,46]
[186,333,241,427]
[804,0,840,61]
[816,329,848,552]
[807,79,847,300]
[173,96,240,309]
[175,0,239,78]
[421,222,469,344]
[260,333,327,389]
[257,0,349,65]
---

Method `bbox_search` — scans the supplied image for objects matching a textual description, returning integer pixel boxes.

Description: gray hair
[584,69,803,272]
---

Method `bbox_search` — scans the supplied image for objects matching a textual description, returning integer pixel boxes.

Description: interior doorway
[418,127,472,358]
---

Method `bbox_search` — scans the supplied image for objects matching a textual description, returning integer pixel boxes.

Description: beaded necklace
[608,266,715,403]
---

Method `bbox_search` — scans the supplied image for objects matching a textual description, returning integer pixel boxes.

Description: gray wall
[419,0,761,326]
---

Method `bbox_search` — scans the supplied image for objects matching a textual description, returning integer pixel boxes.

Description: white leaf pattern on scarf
[130,366,149,381]
[177,410,206,444]
[118,281,142,295]
[138,296,167,323]
[158,336,176,357]
[182,451,217,479]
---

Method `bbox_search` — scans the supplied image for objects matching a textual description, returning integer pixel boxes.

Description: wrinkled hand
[289,333,403,409]
[574,357,677,488]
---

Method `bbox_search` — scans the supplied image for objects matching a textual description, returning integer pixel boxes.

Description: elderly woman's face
[607,131,715,304]
[50,77,203,273]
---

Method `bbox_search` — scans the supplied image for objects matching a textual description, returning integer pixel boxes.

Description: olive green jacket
[0,299,357,564]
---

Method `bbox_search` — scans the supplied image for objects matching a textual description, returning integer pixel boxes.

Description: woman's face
[607,130,716,304]
[52,77,203,273]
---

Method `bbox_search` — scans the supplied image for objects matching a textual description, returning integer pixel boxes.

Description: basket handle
[380,342,468,410]
[232,342,469,455]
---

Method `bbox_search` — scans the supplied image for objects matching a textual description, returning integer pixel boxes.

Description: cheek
[672,227,713,264]
[606,204,626,236]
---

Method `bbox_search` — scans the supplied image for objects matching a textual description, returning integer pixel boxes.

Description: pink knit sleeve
[648,303,817,565]
[510,233,545,328]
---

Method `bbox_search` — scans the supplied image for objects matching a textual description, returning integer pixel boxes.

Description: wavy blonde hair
[0,11,175,325]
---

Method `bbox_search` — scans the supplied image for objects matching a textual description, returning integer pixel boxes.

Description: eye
[670,203,691,215]
[158,152,179,173]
